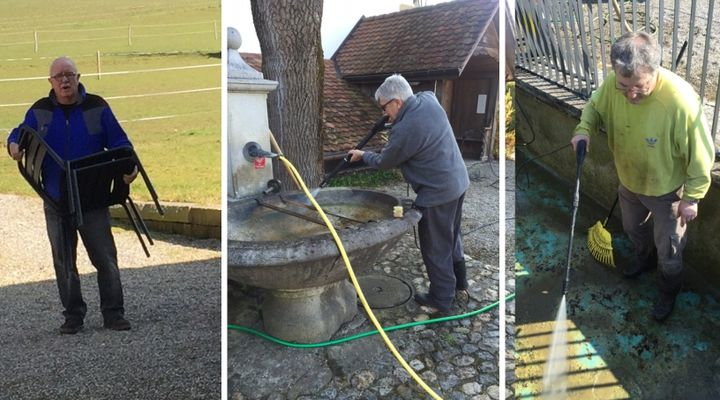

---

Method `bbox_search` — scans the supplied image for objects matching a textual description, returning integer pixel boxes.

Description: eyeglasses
[615,82,651,95]
[379,99,395,112]
[51,72,78,81]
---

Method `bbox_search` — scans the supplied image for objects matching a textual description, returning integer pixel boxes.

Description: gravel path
[0,194,221,399]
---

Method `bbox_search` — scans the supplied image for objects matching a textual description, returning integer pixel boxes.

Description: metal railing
[515,0,720,143]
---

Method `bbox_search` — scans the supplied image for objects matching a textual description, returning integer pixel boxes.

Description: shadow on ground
[0,258,221,399]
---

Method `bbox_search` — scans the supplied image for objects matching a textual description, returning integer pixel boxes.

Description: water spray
[562,139,587,296]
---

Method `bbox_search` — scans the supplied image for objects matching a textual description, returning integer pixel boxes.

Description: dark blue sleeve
[7,109,39,145]
[102,106,133,149]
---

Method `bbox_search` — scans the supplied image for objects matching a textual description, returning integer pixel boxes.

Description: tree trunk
[251,0,325,190]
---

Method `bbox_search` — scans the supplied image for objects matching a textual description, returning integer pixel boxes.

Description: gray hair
[610,31,660,77]
[49,56,78,75]
[375,74,413,102]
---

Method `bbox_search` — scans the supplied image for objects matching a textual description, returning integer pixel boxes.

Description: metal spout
[243,141,277,162]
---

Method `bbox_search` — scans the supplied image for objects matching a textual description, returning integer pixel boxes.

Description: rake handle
[603,195,619,227]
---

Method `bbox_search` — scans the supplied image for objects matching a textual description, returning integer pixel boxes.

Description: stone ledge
[110,201,220,239]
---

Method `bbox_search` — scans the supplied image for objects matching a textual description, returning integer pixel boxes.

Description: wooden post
[96,51,101,80]
[213,20,218,40]
[128,25,132,46]
[34,31,38,53]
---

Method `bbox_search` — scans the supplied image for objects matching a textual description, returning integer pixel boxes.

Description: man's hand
[571,134,590,152]
[8,142,23,161]
[679,200,698,226]
[123,166,139,185]
[348,149,365,163]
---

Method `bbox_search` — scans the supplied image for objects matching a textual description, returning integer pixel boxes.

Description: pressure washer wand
[319,115,389,188]
[562,140,587,296]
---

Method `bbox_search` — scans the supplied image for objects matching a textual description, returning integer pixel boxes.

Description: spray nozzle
[243,141,277,162]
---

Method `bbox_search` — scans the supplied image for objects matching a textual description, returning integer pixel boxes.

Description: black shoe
[622,253,657,279]
[652,293,676,322]
[414,292,451,313]
[454,260,469,290]
[104,317,131,331]
[60,319,84,334]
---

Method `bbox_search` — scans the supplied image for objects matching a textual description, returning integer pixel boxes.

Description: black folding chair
[16,124,164,257]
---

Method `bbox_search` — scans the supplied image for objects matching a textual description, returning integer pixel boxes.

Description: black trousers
[417,193,465,309]
[44,204,125,322]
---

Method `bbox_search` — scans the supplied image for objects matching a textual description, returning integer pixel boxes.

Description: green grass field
[0,0,221,205]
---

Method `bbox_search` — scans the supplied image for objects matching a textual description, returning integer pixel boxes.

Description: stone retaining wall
[110,201,220,239]
[516,70,720,287]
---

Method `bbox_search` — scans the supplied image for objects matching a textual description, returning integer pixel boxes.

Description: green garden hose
[228,293,515,348]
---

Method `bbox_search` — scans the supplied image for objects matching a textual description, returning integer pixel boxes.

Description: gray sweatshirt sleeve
[361,128,418,170]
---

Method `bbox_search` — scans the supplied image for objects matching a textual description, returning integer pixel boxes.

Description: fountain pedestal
[263,280,357,342]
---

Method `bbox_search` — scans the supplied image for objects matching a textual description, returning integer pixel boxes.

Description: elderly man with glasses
[348,74,470,314]
[7,56,138,334]
[571,32,715,321]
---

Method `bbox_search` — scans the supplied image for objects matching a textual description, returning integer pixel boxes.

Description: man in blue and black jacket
[7,57,137,334]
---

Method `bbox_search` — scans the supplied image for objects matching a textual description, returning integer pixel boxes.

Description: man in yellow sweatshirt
[571,31,714,321]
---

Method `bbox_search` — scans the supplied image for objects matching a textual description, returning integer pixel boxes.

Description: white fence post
[34,31,38,53]
[97,51,101,80]
[128,25,132,46]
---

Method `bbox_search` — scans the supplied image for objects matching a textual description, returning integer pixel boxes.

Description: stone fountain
[226,28,420,342]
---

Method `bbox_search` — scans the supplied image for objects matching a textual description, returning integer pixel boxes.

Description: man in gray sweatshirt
[349,74,470,312]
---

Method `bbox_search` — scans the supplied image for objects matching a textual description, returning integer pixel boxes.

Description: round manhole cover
[358,274,412,309]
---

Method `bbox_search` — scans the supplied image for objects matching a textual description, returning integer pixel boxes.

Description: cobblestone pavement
[228,160,514,400]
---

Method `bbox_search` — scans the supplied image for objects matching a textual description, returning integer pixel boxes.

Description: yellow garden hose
[277,155,443,400]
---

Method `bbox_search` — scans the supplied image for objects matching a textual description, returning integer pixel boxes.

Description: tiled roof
[239,53,384,156]
[332,0,497,79]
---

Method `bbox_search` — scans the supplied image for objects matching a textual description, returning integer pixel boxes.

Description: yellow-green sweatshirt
[575,68,714,201]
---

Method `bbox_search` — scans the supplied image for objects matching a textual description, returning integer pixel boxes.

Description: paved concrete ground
[0,194,221,399]
[228,159,514,400]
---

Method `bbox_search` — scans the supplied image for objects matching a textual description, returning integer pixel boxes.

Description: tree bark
[251,0,325,190]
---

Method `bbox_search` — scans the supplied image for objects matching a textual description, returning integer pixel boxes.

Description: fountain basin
[227,187,421,341]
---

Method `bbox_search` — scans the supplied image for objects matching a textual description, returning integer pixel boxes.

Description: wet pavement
[227,160,507,400]
[513,152,720,399]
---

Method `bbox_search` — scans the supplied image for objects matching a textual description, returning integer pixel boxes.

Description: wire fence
[515,0,720,142]
[0,19,218,52]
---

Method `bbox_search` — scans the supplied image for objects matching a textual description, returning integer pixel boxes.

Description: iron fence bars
[516,0,720,143]
[547,0,575,87]
[686,0,698,80]
[699,0,715,101]
[597,0,609,80]
[671,0,680,72]
[574,0,598,93]
[516,0,598,96]
[585,1,601,85]
[658,0,665,66]
[714,73,720,144]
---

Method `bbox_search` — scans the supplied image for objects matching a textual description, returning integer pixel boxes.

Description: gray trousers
[44,205,125,322]
[618,185,686,294]
[417,193,465,309]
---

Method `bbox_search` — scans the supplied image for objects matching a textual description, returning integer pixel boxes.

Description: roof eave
[341,68,462,83]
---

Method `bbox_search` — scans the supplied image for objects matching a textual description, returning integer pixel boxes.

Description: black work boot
[414,292,451,314]
[653,270,682,322]
[454,260,469,290]
[622,251,658,279]
[652,291,677,322]
[60,318,84,334]
[104,316,131,331]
